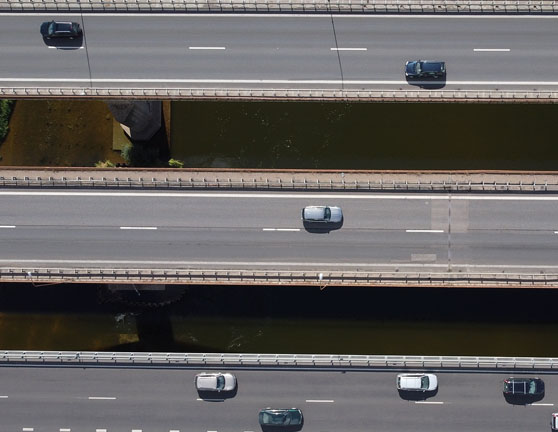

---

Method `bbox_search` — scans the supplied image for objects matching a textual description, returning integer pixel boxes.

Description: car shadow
[40,23,83,49]
[261,422,303,432]
[302,220,343,233]
[398,388,439,401]
[406,76,447,89]
[197,385,238,401]
[504,393,545,405]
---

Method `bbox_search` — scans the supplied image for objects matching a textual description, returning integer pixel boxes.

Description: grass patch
[0,100,14,143]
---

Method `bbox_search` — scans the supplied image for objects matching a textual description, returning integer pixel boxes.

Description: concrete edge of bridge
[1,350,558,372]
[0,0,556,15]
[3,267,558,288]
[1,87,558,102]
[2,167,558,193]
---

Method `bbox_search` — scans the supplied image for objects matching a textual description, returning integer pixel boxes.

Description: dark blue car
[405,60,446,79]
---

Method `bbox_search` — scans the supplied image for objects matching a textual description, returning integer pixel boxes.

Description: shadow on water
[170,102,558,170]
[2,283,558,356]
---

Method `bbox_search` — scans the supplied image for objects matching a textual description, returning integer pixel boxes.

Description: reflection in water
[0,283,557,356]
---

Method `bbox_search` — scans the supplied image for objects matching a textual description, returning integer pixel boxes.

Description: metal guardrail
[4,267,558,287]
[0,0,556,13]
[0,87,558,102]
[1,351,558,370]
[1,174,557,192]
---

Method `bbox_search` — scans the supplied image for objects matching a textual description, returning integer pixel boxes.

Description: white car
[397,373,438,392]
[195,372,237,392]
[551,412,558,431]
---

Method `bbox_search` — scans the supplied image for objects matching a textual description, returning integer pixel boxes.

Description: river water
[1,283,556,356]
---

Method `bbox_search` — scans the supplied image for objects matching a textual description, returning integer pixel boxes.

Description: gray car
[302,206,343,223]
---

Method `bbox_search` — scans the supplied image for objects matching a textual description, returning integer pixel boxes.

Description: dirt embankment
[0,100,124,167]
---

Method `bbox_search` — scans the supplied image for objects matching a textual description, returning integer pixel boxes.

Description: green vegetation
[94,160,116,168]
[168,158,184,168]
[0,100,14,143]
[121,142,161,167]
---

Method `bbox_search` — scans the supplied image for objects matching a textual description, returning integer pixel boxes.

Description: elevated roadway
[1,13,558,100]
[1,188,558,285]
[0,358,557,431]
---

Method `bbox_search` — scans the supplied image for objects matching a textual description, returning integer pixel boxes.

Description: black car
[44,21,82,39]
[503,377,544,396]
[259,408,303,428]
[405,60,446,79]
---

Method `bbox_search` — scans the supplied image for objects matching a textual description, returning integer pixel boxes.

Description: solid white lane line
[4,77,558,86]
[189,46,226,50]
[3,259,558,270]
[330,47,367,51]
[415,401,444,404]
[88,396,116,400]
[406,229,444,233]
[119,226,157,230]
[306,399,335,403]
[262,228,301,232]
[531,403,554,406]
[0,225,16,228]
[474,48,510,52]
[5,191,558,201]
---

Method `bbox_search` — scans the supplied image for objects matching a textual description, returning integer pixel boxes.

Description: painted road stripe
[415,401,444,404]
[0,395,8,398]
[330,47,367,51]
[197,397,224,401]
[531,403,554,406]
[96,429,108,432]
[170,430,180,432]
[60,429,71,432]
[22,429,33,431]
[120,226,157,230]
[0,225,16,228]
[5,191,558,201]
[262,228,301,232]
[3,77,558,86]
[306,399,335,403]
[3,12,558,18]
[189,46,226,50]
[88,396,116,400]
[406,229,445,233]
[132,430,142,432]
[474,48,510,52]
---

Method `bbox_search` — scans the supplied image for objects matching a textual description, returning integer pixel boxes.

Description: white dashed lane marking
[0,226,15,228]
[22,428,34,432]
[406,229,444,233]
[120,226,157,230]
[531,403,554,406]
[88,396,116,400]
[189,46,226,50]
[330,47,367,51]
[262,228,301,232]
[415,401,444,404]
[306,399,335,403]
[474,48,510,52]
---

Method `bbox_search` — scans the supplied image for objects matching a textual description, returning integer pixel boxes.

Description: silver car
[397,373,438,392]
[195,372,237,392]
[301,206,343,223]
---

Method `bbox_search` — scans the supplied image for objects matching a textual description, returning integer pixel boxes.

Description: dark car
[259,408,303,428]
[503,377,544,396]
[44,21,82,39]
[405,60,446,79]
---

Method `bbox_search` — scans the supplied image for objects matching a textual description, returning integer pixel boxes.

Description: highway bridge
[1,12,558,100]
[0,351,557,431]
[2,181,558,286]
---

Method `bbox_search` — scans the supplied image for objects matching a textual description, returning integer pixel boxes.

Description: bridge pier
[105,100,161,141]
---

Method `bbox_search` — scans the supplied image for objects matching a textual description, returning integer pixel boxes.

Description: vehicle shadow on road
[197,385,238,401]
[406,77,447,90]
[503,393,545,405]
[261,423,303,432]
[302,220,343,233]
[397,388,439,401]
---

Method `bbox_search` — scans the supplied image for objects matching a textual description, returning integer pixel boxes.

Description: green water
[171,102,558,170]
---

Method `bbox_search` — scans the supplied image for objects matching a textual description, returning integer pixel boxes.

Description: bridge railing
[1,351,558,370]
[2,267,558,287]
[1,87,558,102]
[1,174,557,193]
[0,0,556,13]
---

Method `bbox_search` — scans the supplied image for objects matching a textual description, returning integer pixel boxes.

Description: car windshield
[416,63,422,73]
[421,376,429,389]
[48,22,55,33]
[324,207,331,220]
[528,380,537,394]
[216,375,225,390]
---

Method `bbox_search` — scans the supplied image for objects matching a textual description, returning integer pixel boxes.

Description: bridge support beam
[105,100,161,141]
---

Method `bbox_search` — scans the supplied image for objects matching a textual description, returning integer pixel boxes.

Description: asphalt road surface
[1,189,558,274]
[0,366,556,431]
[1,13,558,91]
